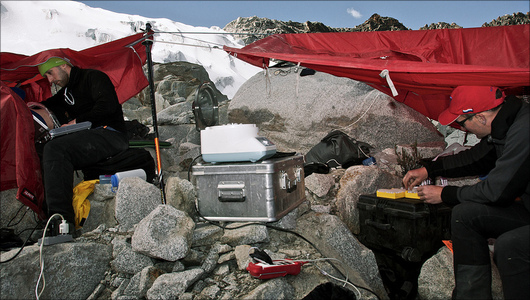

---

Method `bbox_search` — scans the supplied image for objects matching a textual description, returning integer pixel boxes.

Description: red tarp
[1,32,150,218]
[224,25,530,121]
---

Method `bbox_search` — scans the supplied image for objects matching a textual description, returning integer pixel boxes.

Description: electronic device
[247,260,304,280]
[200,123,277,163]
[246,247,305,279]
[48,121,92,139]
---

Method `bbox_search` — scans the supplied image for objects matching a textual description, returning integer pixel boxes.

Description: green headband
[38,58,70,76]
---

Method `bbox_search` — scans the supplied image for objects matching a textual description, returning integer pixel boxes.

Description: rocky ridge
[224,12,530,44]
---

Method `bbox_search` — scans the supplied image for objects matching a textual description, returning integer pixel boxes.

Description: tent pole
[143,23,167,204]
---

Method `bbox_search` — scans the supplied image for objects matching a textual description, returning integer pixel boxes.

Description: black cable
[15,226,39,236]
[0,223,39,264]
[6,203,28,227]
[187,154,203,182]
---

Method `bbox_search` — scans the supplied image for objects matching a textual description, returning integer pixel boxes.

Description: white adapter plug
[59,220,70,234]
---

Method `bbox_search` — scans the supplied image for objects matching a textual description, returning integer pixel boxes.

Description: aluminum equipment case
[357,194,452,262]
[192,155,306,222]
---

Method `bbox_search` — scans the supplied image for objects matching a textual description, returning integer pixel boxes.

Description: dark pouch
[304,130,372,170]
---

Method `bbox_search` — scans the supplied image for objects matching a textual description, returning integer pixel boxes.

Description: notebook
[48,121,92,139]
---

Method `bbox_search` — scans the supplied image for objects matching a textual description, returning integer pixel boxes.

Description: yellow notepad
[405,189,420,199]
[376,188,406,199]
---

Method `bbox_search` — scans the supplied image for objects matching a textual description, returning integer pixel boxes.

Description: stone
[242,277,295,300]
[201,244,221,274]
[198,284,221,299]
[164,176,197,219]
[234,245,252,270]
[305,173,336,198]
[191,223,224,247]
[228,70,443,154]
[336,165,402,234]
[220,223,269,246]
[218,251,235,264]
[123,266,163,299]
[131,205,195,261]
[0,242,112,300]
[114,177,162,231]
[146,268,204,300]
[111,236,154,275]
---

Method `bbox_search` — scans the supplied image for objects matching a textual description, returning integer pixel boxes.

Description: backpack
[82,148,156,183]
[304,130,372,172]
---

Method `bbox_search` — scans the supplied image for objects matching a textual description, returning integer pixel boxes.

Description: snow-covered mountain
[0,1,262,98]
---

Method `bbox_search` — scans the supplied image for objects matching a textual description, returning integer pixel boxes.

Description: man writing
[38,58,129,233]
[403,86,529,299]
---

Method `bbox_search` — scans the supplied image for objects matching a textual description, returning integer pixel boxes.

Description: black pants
[42,127,128,223]
[451,201,530,299]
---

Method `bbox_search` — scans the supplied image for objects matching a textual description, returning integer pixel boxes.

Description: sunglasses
[455,114,475,128]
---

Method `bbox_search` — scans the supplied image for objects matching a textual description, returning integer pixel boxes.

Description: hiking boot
[452,264,492,299]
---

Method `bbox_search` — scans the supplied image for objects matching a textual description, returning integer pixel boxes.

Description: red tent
[1,32,150,218]
[224,25,530,121]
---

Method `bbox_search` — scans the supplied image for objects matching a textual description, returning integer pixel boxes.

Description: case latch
[280,171,298,193]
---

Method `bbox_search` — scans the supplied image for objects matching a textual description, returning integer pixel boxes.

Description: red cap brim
[438,109,459,126]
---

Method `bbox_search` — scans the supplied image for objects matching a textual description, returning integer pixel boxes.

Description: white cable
[339,95,378,131]
[291,257,362,299]
[35,213,64,300]
[151,39,222,49]
[316,265,362,299]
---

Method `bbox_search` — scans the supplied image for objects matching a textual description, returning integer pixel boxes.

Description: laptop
[48,121,92,139]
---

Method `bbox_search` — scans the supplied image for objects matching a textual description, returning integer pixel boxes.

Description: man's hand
[403,167,428,190]
[417,185,443,204]
[61,119,76,127]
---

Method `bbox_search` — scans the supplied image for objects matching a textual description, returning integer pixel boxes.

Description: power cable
[0,223,39,264]
[5,203,29,227]
[35,213,66,300]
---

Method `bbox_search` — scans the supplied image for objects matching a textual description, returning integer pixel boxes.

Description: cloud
[347,8,362,19]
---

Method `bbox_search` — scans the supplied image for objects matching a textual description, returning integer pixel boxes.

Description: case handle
[217,181,246,202]
[365,219,392,230]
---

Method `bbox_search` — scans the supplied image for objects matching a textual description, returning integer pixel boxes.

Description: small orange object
[442,240,453,253]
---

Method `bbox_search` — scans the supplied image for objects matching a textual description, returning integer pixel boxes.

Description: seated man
[38,58,129,232]
[403,86,529,299]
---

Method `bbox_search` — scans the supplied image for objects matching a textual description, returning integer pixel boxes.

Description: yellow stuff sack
[72,180,97,229]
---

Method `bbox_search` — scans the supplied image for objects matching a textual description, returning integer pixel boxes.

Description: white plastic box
[200,124,276,163]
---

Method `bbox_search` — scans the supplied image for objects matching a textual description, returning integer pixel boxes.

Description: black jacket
[424,96,530,210]
[43,66,127,133]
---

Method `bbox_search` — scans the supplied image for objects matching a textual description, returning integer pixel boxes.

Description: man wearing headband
[38,57,129,235]
[403,86,529,299]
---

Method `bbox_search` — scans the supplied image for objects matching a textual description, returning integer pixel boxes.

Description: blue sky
[78,1,529,30]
